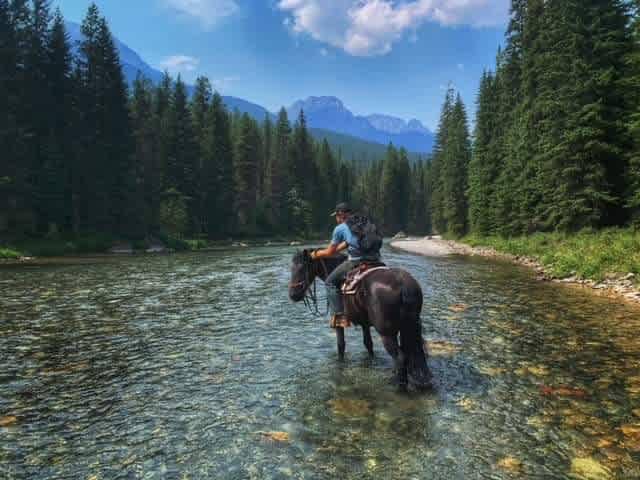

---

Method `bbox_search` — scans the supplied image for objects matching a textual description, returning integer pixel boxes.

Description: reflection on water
[1,246,640,479]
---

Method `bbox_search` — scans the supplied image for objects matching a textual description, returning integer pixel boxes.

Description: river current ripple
[1,246,640,479]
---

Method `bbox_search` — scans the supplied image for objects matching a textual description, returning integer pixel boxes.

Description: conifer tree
[270,108,290,229]
[201,92,234,237]
[38,8,74,232]
[234,113,260,232]
[468,72,498,234]
[0,0,18,229]
[430,88,454,234]
[629,1,640,224]
[166,76,198,233]
[131,75,160,235]
[190,76,211,231]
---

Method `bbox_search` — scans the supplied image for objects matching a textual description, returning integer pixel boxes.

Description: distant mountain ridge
[287,97,434,153]
[65,22,433,154]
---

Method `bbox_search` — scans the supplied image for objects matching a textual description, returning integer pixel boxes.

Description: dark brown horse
[289,250,431,391]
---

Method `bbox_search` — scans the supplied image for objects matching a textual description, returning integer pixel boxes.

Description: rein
[293,256,329,317]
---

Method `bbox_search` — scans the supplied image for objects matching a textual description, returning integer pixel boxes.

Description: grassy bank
[0,232,318,259]
[0,234,117,258]
[462,229,640,283]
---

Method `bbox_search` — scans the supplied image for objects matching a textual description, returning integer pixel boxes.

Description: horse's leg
[336,327,346,359]
[381,334,406,386]
[362,326,374,357]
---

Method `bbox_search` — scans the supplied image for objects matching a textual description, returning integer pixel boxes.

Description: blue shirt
[331,222,365,260]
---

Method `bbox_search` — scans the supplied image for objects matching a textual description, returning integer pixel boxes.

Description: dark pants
[326,259,360,315]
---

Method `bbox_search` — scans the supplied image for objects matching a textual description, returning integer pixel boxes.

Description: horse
[288,249,431,391]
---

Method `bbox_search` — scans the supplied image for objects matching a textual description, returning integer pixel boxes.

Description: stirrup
[330,314,352,329]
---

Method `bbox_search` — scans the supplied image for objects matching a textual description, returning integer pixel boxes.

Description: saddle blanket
[342,265,389,295]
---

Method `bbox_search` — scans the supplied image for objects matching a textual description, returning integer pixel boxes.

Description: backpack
[346,215,383,257]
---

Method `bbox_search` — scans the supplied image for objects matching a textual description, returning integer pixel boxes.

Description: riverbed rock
[0,415,17,427]
[109,242,134,254]
[540,385,588,399]
[497,456,523,473]
[425,340,462,357]
[259,431,290,442]
[449,303,468,313]
[146,244,166,253]
[570,457,612,480]
[328,398,372,417]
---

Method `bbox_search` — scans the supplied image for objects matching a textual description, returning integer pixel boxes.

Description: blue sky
[53,0,509,130]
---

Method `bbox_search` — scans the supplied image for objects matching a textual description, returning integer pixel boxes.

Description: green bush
[0,247,21,259]
[463,229,640,282]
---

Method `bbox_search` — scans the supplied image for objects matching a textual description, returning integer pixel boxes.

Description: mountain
[366,114,431,136]
[65,22,432,156]
[66,22,163,84]
[66,21,274,119]
[288,97,434,153]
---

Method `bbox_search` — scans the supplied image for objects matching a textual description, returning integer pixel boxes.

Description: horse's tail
[399,282,432,391]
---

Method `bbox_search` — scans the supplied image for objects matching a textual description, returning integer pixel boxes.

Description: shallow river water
[1,245,640,479]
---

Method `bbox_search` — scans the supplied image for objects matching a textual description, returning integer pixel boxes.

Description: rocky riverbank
[390,236,640,306]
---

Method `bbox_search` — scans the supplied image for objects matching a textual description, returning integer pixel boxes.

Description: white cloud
[162,0,238,29]
[278,0,508,56]
[160,55,201,73]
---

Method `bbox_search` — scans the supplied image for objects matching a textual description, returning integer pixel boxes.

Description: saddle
[341,261,388,295]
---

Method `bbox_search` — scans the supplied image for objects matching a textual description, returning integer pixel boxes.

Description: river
[1,245,639,479]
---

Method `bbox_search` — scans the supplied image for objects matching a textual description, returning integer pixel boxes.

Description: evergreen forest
[3,0,640,252]
[0,1,428,246]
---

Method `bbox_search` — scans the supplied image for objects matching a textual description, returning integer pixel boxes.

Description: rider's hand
[310,250,317,260]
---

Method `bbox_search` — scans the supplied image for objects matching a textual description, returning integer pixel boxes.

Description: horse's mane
[292,250,307,264]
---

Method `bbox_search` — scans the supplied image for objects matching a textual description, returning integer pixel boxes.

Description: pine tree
[629,1,640,224]
[131,75,159,236]
[38,8,74,232]
[380,145,410,234]
[190,76,211,232]
[202,92,234,237]
[468,72,499,234]
[271,108,290,230]
[430,88,454,234]
[0,0,18,231]
[166,75,198,233]
[314,138,338,231]
[409,162,426,233]
[154,71,172,191]
[234,113,260,232]
[261,113,273,203]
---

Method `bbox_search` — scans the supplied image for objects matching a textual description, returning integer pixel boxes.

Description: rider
[310,202,381,327]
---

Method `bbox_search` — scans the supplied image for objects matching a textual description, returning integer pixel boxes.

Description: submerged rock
[539,385,588,399]
[0,415,17,427]
[425,340,462,357]
[258,431,290,442]
[449,303,468,313]
[570,457,612,480]
[497,456,523,473]
[327,398,372,417]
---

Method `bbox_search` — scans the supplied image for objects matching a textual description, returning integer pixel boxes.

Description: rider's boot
[327,286,350,328]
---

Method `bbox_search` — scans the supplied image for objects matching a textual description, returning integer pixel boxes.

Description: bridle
[289,254,330,316]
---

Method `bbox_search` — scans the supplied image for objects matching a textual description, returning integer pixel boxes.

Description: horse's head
[289,249,316,302]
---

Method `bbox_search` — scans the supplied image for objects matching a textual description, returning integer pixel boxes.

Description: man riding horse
[290,202,431,390]
[310,202,382,328]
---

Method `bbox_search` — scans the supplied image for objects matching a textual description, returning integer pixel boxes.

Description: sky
[53,0,509,130]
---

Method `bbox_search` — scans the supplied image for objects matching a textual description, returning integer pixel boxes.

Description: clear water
[1,246,639,479]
